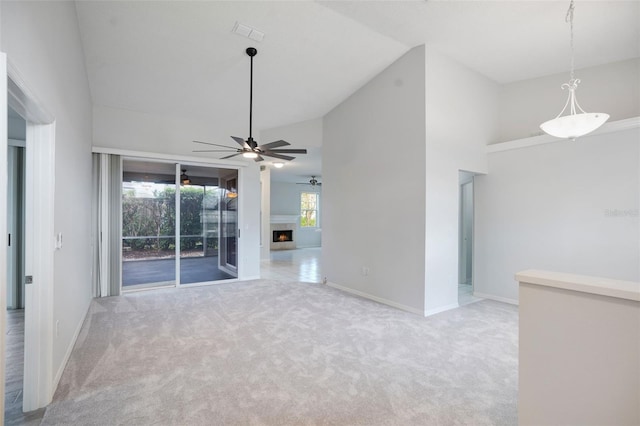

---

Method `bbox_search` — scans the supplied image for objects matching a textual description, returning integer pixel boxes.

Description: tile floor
[261,248,483,308]
[458,283,483,306]
[261,247,322,283]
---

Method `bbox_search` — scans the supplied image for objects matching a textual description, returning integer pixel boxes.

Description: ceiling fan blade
[266,148,308,154]
[193,140,235,149]
[192,149,237,153]
[254,155,264,162]
[260,152,295,161]
[257,140,290,150]
[221,153,242,159]
[230,136,250,149]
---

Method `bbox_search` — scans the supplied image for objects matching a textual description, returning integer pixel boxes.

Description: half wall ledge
[517,269,640,426]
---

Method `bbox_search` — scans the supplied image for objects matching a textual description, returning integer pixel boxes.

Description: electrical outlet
[361,266,370,276]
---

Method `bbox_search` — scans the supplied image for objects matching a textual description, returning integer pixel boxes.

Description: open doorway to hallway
[5,106,27,423]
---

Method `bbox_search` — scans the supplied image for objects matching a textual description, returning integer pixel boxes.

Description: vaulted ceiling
[75,0,640,181]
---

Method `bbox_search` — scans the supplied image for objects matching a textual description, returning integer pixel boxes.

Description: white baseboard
[424,302,460,317]
[474,292,519,305]
[53,300,91,393]
[241,275,261,281]
[326,281,424,316]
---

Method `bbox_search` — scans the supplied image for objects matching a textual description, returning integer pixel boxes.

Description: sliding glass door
[121,160,176,290]
[121,160,238,291]
[179,165,236,284]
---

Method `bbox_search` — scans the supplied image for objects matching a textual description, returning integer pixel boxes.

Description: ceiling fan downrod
[247,47,257,149]
[191,47,307,162]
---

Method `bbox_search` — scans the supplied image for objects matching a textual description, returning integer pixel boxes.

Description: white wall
[497,58,640,143]
[94,104,238,156]
[475,127,640,303]
[323,45,426,314]
[271,182,321,248]
[261,117,323,149]
[260,167,271,260]
[424,47,498,313]
[8,116,25,140]
[239,165,261,279]
[1,0,94,387]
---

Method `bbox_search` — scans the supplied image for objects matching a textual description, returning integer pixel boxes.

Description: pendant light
[539,0,609,139]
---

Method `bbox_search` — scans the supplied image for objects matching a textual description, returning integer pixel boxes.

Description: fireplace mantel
[271,215,299,224]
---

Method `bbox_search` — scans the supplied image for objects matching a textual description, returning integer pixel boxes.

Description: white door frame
[5,57,56,412]
[1,51,9,423]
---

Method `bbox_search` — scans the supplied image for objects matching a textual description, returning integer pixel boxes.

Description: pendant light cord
[566,0,575,82]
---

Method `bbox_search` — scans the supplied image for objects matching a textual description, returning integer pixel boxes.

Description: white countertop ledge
[516,269,640,302]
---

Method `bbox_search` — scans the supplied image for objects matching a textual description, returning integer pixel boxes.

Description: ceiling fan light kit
[192,47,307,162]
[180,169,191,185]
[273,162,284,168]
[539,0,609,140]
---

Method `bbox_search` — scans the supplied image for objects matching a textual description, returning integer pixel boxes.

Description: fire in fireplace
[273,230,293,243]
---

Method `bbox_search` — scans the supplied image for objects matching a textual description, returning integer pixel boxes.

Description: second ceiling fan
[297,176,321,187]
[193,47,307,162]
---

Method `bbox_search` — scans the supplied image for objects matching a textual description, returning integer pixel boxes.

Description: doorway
[121,160,238,291]
[2,57,57,418]
[7,111,25,310]
[458,171,476,306]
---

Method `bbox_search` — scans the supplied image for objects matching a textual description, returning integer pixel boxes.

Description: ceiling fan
[179,169,191,185]
[193,47,307,162]
[296,176,322,187]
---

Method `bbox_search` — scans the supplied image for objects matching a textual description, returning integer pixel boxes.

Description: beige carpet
[42,280,518,425]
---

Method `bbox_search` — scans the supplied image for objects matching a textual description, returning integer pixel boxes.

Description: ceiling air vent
[232,22,264,42]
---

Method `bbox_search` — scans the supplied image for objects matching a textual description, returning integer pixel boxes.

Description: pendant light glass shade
[540,112,609,139]
[539,0,608,139]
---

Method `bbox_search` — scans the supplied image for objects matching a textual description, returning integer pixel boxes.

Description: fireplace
[270,220,297,250]
[273,230,293,243]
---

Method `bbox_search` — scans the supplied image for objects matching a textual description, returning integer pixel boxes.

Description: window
[300,192,319,228]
